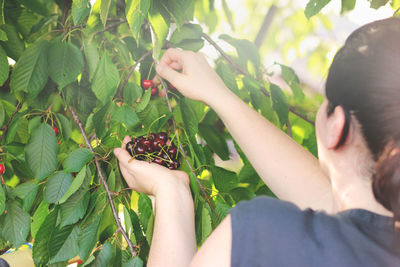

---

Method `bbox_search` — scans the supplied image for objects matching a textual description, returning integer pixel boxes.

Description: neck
[329,166,392,217]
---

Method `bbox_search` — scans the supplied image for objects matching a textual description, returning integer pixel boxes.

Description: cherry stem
[156,71,218,217]
[68,106,137,257]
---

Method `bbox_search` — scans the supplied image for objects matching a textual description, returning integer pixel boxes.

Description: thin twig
[156,73,218,216]
[202,32,315,125]
[286,120,292,137]
[68,106,137,257]
[94,19,127,36]
[114,50,152,100]
[0,102,22,144]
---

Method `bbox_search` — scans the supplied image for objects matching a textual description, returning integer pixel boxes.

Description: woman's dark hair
[325,17,400,221]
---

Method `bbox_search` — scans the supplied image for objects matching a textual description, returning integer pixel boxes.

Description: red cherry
[151,87,158,96]
[52,126,59,136]
[142,80,153,89]
[0,164,5,174]
[126,141,136,157]
[134,144,146,155]
[169,83,176,90]
[152,138,165,151]
[168,146,178,157]
[168,161,180,170]
[153,158,163,165]
[156,132,168,141]
[148,132,156,140]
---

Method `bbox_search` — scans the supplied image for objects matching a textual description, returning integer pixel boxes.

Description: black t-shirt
[230,196,400,267]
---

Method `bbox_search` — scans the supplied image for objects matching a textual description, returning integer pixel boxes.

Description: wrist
[153,174,191,198]
[207,86,237,110]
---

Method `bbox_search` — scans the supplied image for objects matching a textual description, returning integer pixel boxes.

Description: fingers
[159,48,184,66]
[156,62,184,85]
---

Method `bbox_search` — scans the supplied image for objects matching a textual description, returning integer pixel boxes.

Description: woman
[113,18,400,266]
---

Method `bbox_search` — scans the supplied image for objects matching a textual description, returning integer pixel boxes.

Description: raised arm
[156,49,333,211]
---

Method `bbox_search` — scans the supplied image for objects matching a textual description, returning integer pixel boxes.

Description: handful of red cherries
[125,132,180,170]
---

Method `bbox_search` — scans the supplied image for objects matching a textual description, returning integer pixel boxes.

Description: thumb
[156,62,183,85]
[114,148,134,170]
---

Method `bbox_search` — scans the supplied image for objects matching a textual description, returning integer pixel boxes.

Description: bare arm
[156,49,333,211]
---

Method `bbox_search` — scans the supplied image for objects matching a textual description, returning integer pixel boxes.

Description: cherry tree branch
[0,102,22,144]
[68,106,137,257]
[114,50,152,100]
[94,19,127,36]
[202,32,315,125]
[156,73,218,216]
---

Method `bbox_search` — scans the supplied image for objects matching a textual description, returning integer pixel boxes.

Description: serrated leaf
[72,0,91,25]
[270,83,289,126]
[0,185,5,215]
[79,216,101,262]
[219,34,260,68]
[25,123,58,181]
[215,62,239,95]
[159,0,189,28]
[89,242,112,267]
[179,98,198,138]
[63,148,93,173]
[111,104,140,130]
[198,123,229,160]
[93,102,111,139]
[211,166,238,193]
[100,0,111,26]
[60,190,90,227]
[123,257,144,267]
[136,88,151,112]
[31,201,49,239]
[201,206,212,243]
[1,201,30,248]
[48,41,84,89]
[145,213,154,245]
[13,181,38,199]
[126,0,150,40]
[17,0,53,16]
[49,225,74,259]
[0,45,8,86]
[148,6,169,60]
[0,29,7,41]
[279,64,304,101]
[9,40,48,97]
[59,165,87,204]
[33,208,58,266]
[369,0,389,8]
[304,0,331,19]
[44,172,73,203]
[0,24,24,60]
[170,24,202,45]
[92,52,120,103]
[123,82,142,106]
[50,225,80,263]
[215,202,231,223]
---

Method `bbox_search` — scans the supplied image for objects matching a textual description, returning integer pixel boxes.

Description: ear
[326,105,347,150]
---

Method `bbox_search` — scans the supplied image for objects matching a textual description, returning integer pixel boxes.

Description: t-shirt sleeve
[229,196,316,267]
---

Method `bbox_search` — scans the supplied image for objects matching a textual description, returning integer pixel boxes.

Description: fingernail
[156,63,163,73]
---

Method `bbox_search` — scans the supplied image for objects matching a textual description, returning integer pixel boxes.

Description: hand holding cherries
[125,132,180,170]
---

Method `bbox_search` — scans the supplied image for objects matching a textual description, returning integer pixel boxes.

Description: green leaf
[44,172,73,203]
[89,242,112,267]
[0,185,5,216]
[304,0,331,19]
[63,148,93,173]
[72,0,91,25]
[211,166,238,193]
[60,189,90,227]
[100,0,111,26]
[59,165,88,204]
[83,38,100,81]
[31,201,49,239]
[148,5,169,60]
[16,0,53,16]
[33,208,58,266]
[79,216,101,262]
[92,52,120,103]
[50,225,80,263]
[341,0,356,13]
[123,257,144,267]
[215,202,231,223]
[0,101,4,127]
[93,102,111,139]
[369,0,389,8]
[215,62,239,95]
[1,201,30,248]
[13,181,38,212]
[145,213,154,245]
[112,104,140,130]
[136,88,151,112]
[49,225,74,259]
[0,0,4,26]
[123,82,142,106]
[138,193,153,232]
[270,83,289,126]
[56,113,72,140]
[10,40,48,97]
[279,64,304,101]
[0,45,8,86]
[179,98,198,138]
[219,34,260,68]
[25,123,58,181]
[170,23,203,44]
[126,0,150,40]
[198,123,229,160]
[47,41,84,89]
[159,0,191,28]
[0,24,24,60]
[0,29,6,41]
[201,206,212,243]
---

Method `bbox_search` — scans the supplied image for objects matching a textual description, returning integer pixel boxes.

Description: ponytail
[372,136,400,222]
